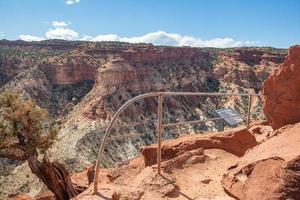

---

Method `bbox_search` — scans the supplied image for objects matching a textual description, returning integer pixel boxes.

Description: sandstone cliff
[222,45,300,199]
[263,45,300,129]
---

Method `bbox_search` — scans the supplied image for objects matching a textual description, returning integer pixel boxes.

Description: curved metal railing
[93,91,261,194]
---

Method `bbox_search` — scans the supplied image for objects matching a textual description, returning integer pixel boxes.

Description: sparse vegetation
[0,92,84,200]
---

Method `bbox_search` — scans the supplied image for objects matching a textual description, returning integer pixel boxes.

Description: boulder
[263,45,300,129]
[222,123,300,200]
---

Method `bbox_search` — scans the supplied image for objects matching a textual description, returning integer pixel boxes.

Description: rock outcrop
[141,128,257,166]
[263,45,300,129]
[74,127,256,200]
[222,46,300,199]
[230,48,286,65]
[222,123,300,200]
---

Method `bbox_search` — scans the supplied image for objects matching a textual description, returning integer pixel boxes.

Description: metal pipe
[162,117,223,128]
[93,92,160,194]
[246,95,252,128]
[157,95,163,175]
[161,91,260,97]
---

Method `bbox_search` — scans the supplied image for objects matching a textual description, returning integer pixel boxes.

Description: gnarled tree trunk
[27,155,84,200]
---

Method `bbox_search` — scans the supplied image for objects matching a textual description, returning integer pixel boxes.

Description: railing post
[246,95,252,128]
[157,94,163,175]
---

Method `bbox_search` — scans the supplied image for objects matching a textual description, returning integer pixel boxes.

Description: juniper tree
[0,93,84,200]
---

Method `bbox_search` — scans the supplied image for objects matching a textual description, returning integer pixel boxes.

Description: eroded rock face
[263,45,300,129]
[121,46,210,65]
[141,128,257,166]
[222,123,300,200]
[231,48,285,65]
[73,127,253,200]
[40,64,96,85]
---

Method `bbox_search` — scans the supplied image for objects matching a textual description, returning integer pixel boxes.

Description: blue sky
[0,0,299,48]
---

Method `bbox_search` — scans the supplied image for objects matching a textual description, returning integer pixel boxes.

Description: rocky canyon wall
[40,64,96,85]
[263,45,300,129]
[223,45,300,199]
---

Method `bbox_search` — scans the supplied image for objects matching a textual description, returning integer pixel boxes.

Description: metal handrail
[93,91,261,194]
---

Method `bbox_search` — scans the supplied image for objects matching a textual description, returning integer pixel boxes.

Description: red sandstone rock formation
[221,47,300,199]
[263,45,300,129]
[222,123,300,200]
[141,128,257,166]
[222,46,300,200]
[121,46,210,65]
[73,127,257,200]
[230,48,285,65]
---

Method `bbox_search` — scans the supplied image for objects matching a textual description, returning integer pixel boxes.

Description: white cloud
[45,21,78,40]
[91,34,120,42]
[46,27,78,40]
[19,35,44,41]
[66,0,80,5]
[52,21,68,27]
[18,26,259,47]
[19,21,78,41]
[84,31,259,48]
[43,21,78,40]
[0,32,4,37]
